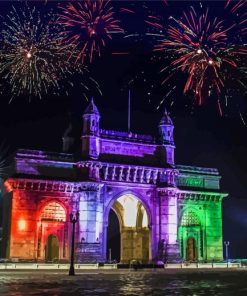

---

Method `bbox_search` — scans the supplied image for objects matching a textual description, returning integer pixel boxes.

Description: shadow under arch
[107,208,121,262]
[45,234,59,262]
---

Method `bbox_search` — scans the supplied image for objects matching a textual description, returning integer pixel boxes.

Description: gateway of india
[1,99,227,263]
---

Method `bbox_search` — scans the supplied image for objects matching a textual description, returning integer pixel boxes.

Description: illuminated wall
[2,100,226,263]
[178,195,224,261]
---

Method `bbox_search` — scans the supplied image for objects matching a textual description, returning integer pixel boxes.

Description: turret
[159,109,175,166]
[81,98,100,159]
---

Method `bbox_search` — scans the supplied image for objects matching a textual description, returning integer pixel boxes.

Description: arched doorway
[107,209,120,262]
[45,234,59,262]
[186,237,197,261]
[38,201,67,261]
[107,194,150,264]
[179,210,202,261]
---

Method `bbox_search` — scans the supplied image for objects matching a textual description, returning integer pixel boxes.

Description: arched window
[41,202,66,222]
[181,210,200,226]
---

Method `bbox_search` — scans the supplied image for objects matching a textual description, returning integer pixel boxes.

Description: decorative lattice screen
[41,202,66,222]
[181,211,200,226]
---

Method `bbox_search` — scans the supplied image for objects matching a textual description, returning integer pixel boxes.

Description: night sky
[0,0,247,259]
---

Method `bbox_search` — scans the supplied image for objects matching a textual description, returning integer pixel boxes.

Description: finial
[160,107,173,125]
[83,97,100,115]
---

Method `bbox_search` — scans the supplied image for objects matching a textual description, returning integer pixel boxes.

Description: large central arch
[106,192,151,263]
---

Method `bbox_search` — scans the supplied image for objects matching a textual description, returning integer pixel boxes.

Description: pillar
[76,183,104,263]
[158,188,180,262]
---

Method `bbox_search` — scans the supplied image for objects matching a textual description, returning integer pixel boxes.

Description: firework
[149,1,247,113]
[58,0,124,63]
[0,4,101,101]
[0,5,68,100]
[0,6,67,100]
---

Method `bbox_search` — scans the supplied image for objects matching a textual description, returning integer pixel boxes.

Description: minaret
[81,98,100,159]
[159,109,175,166]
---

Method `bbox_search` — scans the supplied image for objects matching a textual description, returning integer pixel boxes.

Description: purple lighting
[1,99,227,264]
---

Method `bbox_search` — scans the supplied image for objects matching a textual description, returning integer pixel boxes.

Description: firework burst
[149,1,247,114]
[58,0,124,63]
[0,4,101,101]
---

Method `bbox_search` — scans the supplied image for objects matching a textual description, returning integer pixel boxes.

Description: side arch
[178,207,203,261]
[36,199,69,261]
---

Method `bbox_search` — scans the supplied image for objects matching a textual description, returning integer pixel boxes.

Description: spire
[84,98,100,115]
[158,108,175,166]
[159,108,173,126]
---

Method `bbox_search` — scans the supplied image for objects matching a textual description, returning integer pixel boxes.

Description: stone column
[126,167,131,182]
[76,183,104,263]
[140,168,145,183]
[104,165,109,180]
[158,188,180,263]
[119,166,124,181]
[133,168,137,183]
[112,166,116,181]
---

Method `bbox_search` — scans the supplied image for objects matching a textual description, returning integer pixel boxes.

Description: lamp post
[224,241,230,262]
[109,248,112,263]
[69,211,79,276]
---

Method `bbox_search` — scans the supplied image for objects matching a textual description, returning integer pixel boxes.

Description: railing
[77,161,177,186]
[99,164,177,186]
[100,129,156,143]
[176,165,219,175]
[16,149,74,161]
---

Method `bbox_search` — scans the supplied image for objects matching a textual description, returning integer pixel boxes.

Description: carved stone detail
[5,179,103,193]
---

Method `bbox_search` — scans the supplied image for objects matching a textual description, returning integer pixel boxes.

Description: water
[0,269,246,296]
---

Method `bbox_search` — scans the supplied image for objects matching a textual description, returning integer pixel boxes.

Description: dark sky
[0,1,247,258]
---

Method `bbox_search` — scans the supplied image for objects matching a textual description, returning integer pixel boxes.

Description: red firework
[58,0,124,63]
[151,1,247,110]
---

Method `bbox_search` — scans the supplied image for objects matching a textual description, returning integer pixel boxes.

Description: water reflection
[0,270,245,296]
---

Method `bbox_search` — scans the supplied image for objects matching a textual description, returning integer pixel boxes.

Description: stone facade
[1,99,227,263]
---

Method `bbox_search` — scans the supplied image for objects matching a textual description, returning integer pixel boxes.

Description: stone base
[156,260,165,266]
[165,243,181,263]
[75,243,104,263]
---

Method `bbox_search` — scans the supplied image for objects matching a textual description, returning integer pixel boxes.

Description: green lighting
[178,197,224,262]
